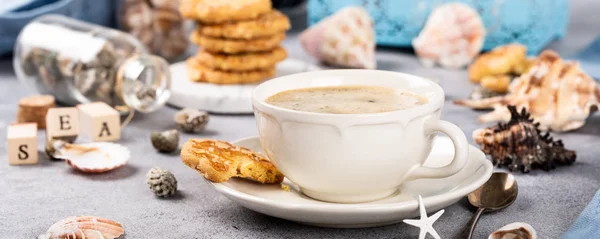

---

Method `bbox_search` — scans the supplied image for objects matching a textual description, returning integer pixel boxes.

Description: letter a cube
[46,107,80,141]
[7,123,38,165]
[78,102,121,142]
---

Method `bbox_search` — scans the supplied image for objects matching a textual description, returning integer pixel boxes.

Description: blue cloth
[0,0,116,56]
[571,36,600,80]
[307,0,569,54]
[562,190,600,239]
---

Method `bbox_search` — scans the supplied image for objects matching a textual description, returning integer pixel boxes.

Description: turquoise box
[307,0,569,54]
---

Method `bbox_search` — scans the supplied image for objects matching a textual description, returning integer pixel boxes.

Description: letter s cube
[7,123,38,165]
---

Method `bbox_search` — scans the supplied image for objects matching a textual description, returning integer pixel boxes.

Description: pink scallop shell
[42,215,125,239]
[412,2,486,69]
[300,6,376,69]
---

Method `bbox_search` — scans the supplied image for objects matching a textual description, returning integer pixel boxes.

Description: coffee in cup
[253,70,469,203]
[265,85,428,114]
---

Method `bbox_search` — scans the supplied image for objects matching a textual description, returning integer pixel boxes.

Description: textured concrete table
[2,3,600,238]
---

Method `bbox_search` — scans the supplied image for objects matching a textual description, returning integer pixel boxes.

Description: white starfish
[403,195,445,239]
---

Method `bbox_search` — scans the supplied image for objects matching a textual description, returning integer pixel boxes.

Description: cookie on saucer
[196,10,291,39]
[181,139,284,183]
[190,31,286,54]
[193,47,287,71]
[186,57,275,84]
[180,0,272,23]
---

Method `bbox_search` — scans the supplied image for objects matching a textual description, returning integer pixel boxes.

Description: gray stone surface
[2,2,600,238]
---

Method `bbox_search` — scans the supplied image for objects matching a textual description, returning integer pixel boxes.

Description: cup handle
[407,120,469,180]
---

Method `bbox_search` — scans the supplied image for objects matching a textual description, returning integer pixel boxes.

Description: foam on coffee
[265,85,427,114]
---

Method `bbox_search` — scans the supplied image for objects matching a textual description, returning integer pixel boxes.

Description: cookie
[480,75,511,93]
[181,139,284,184]
[468,44,527,82]
[186,57,275,84]
[190,31,285,54]
[193,47,287,71]
[197,10,290,39]
[180,0,272,23]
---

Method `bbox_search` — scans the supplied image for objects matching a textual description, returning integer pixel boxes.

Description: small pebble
[151,129,179,153]
[146,167,178,198]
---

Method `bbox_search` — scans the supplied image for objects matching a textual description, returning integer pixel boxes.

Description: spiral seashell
[456,50,600,132]
[174,108,209,133]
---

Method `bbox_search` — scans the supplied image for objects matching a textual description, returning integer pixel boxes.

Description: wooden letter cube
[7,123,38,165]
[46,107,80,140]
[78,102,121,142]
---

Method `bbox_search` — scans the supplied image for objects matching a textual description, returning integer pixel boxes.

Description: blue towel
[0,0,51,14]
[562,190,600,239]
[571,36,600,80]
[0,0,116,56]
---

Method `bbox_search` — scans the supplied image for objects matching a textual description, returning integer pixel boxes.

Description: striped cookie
[193,47,286,71]
[190,31,285,54]
[197,10,290,39]
[180,0,272,23]
[186,57,275,84]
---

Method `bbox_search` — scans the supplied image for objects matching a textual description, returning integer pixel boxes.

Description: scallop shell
[54,142,130,173]
[489,222,537,239]
[38,216,124,239]
[412,2,485,69]
[300,6,376,69]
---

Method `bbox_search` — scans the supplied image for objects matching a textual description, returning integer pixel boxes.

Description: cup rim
[252,70,444,120]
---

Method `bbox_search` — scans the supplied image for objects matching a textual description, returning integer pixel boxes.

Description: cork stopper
[16,94,55,128]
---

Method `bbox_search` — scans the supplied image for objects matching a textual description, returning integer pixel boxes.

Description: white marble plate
[205,136,493,228]
[167,58,321,114]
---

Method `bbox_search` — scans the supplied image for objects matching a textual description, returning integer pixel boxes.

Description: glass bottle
[13,14,171,113]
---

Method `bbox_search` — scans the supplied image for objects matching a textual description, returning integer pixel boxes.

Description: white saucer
[167,58,321,114]
[206,136,493,228]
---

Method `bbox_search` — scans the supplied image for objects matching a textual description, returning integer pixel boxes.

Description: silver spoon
[455,172,518,239]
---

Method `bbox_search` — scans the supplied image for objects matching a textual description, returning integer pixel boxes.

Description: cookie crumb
[281,184,290,192]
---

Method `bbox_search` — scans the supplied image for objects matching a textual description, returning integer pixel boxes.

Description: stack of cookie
[180,0,290,84]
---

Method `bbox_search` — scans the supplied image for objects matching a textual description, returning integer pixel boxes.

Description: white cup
[252,70,469,203]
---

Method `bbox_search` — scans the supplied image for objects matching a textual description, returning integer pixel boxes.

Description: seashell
[412,2,485,69]
[455,50,600,132]
[489,222,537,239]
[473,105,575,173]
[174,108,209,133]
[300,6,376,69]
[45,138,69,160]
[54,142,130,173]
[38,216,124,239]
[469,86,504,101]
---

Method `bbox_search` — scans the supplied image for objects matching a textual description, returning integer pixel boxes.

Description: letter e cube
[46,107,80,140]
